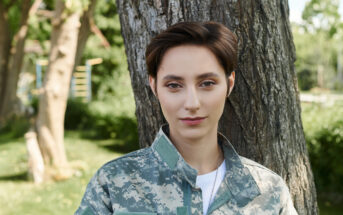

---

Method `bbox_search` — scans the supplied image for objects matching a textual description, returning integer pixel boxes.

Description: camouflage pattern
[75,125,298,215]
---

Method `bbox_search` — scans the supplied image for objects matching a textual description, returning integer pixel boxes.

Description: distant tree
[293,24,337,90]
[302,0,342,36]
[117,0,318,214]
[300,0,343,89]
[0,0,40,126]
[36,0,83,179]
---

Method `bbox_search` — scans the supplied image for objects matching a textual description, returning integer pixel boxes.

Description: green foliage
[292,0,343,92]
[44,0,55,9]
[302,0,341,36]
[64,0,90,15]
[297,69,316,91]
[64,99,90,130]
[318,201,343,215]
[307,120,343,193]
[7,3,21,37]
[81,0,128,101]
[64,99,139,152]
[0,116,30,139]
[0,0,36,39]
[28,15,52,44]
[29,95,39,115]
[302,102,343,195]
[84,115,139,152]
[26,0,53,62]
[292,24,342,91]
[69,0,138,152]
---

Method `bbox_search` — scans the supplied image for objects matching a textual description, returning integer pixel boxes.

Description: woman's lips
[180,117,207,126]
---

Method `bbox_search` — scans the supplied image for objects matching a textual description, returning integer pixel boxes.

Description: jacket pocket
[113,212,157,215]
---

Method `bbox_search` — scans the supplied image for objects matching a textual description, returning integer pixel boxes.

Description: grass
[0,131,123,215]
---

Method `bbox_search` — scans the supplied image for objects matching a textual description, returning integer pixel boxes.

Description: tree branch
[36,9,54,18]
[13,0,35,43]
[90,17,110,48]
[29,0,43,15]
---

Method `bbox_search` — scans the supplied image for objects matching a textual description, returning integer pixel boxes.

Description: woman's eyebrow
[162,75,183,81]
[197,72,219,79]
[162,72,219,81]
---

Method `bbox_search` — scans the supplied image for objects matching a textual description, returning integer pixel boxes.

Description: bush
[29,96,39,115]
[64,98,139,152]
[307,120,343,193]
[302,102,343,195]
[64,99,91,130]
[0,115,30,138]
[297,69,316,91]
[86,115,139,152]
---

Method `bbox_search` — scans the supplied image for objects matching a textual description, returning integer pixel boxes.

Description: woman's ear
[227,71,235,96]
[149,75,157,97]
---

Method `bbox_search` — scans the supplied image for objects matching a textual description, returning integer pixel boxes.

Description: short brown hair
[145,21,238,78]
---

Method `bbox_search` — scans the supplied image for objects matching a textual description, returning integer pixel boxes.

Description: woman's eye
[166,83,181,89]
[200,81,215,87]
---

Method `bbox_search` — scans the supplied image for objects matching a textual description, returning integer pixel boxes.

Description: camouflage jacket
[75,126,298,215]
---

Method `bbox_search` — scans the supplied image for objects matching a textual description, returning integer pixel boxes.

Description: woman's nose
[184,87,200,111]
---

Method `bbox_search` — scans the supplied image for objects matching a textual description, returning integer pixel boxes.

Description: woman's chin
[174,126,209,141]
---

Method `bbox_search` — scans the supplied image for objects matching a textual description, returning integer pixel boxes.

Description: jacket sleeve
[279,180,298,215]
[75,169,113,215]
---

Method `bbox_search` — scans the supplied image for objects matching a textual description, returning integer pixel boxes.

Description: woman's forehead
[157,45,225,79]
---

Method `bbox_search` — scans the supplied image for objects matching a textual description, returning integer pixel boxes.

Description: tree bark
[116,0,318,214]
[36,0,80,179]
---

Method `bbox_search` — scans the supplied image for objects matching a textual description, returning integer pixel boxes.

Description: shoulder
[239,156,298,214]
[105,147,153,166]
[75,148,159,215]
[240,156,279,176]
[90,146,163,187]
[239,156,288,193]
[97,147,157,177]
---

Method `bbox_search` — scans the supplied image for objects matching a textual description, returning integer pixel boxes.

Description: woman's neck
[169,127,224,175]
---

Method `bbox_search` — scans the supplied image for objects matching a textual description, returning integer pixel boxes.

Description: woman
[75,21,298,215]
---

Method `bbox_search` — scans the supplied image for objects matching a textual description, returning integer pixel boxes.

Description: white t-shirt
[196,160,226,215]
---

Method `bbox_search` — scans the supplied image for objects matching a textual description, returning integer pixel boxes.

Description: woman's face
[149,45,235,141]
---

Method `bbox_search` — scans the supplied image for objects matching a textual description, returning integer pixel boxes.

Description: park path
[300,93,343,105]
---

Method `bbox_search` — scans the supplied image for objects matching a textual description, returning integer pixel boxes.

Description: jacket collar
[151,125,261,207]
[151,125,198,187]
[217,132,261,207]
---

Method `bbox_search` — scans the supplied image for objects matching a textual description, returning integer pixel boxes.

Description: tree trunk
[25,130,45,184]
[0,0,31,121]
[337,45,343,86]
[116,0,318,214]
[317,65,324,88]
[0,3,13,125]
[36,0,80,179]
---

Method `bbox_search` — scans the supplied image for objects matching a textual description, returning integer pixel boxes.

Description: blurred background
[0,0,342,214]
